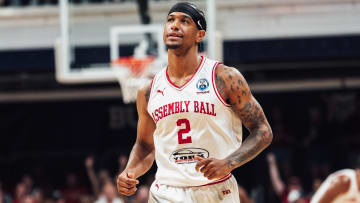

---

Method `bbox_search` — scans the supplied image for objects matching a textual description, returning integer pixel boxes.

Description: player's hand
[116,171,139,196]
[194,156,233,180]
[266,153,276,164]
[85,156,94,169]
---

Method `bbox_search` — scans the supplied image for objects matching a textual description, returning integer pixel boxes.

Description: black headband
[168,2,207,31]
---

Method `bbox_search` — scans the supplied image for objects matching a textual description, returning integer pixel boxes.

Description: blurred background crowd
[0,154,151,203]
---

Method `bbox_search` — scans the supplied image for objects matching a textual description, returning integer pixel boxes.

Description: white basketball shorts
[148,175,240,203]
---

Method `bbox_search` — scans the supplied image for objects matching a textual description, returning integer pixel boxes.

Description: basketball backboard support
[55,0,118,83]
[55,0,220,84]
[55,0,166,84]
[110,25,166,64]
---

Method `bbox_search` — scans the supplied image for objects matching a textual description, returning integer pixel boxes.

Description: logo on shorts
[222,189,231,195]
[169,148,209,164]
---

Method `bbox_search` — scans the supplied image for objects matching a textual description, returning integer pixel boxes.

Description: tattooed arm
[196,64,272,180]
[117,81,156,196]
[221,64,272,169]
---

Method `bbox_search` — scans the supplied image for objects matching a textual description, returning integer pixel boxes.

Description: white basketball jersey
[147,56,243,187]
[311,169,360,203]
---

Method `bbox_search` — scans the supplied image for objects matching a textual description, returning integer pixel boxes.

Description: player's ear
[196,30,206,43]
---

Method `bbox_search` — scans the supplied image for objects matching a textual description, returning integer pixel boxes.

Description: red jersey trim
[165,55,205,91]
[194,173,232,187]
[211,62,231,107]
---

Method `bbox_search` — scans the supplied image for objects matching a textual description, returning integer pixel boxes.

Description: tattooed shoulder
[215,64,247,104]
[215,75,226,100]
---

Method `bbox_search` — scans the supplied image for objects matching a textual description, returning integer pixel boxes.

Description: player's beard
[166,44,181,49]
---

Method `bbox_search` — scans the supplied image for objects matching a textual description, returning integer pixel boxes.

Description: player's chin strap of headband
[168,3,207,31]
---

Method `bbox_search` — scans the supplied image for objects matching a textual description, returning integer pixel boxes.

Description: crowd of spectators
[263,91,360,203]
[0,155,151,203]
[1,153,357,203]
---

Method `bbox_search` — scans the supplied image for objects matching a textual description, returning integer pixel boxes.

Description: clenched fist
[116,171,139,196]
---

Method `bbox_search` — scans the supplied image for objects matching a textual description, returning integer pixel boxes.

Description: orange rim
[112,56,155,75]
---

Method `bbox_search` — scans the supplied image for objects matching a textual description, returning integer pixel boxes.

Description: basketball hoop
[112,56,155,77]
[112,56,156,103]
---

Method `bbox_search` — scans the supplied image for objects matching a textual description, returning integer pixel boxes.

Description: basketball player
[310,169,360,203]
[116,2,273,202]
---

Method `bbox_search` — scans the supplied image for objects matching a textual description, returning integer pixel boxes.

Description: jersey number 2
[176,118,192,144]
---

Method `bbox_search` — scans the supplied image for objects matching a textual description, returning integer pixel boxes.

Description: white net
[112,57,165,104]
[109,24,167,103]
[112,63,148,104]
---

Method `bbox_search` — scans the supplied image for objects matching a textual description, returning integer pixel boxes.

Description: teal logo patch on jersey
[170,148,209,164]
[196,78,209,91]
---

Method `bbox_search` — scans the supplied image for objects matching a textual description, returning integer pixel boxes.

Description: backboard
[55,0,220,84]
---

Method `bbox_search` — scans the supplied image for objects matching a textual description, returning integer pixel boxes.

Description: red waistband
[194,173,232,187]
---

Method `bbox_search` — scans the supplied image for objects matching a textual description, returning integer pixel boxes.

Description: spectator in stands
[85,156,117,197]
[0,181,12,203]
[79,194,94,203]
[85,156,101,197]
[21,195,35,203]
[238,184,254,203]
[21,175,34,195]
[267,153,310,203]
[95,180,124,203]
[32,189,44,203]
[85,155,128,203]
[98,170,112,187]
[132,185,149,203]
[56,197,65,203]
[13,182,28,203]
[61,173,87,203]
